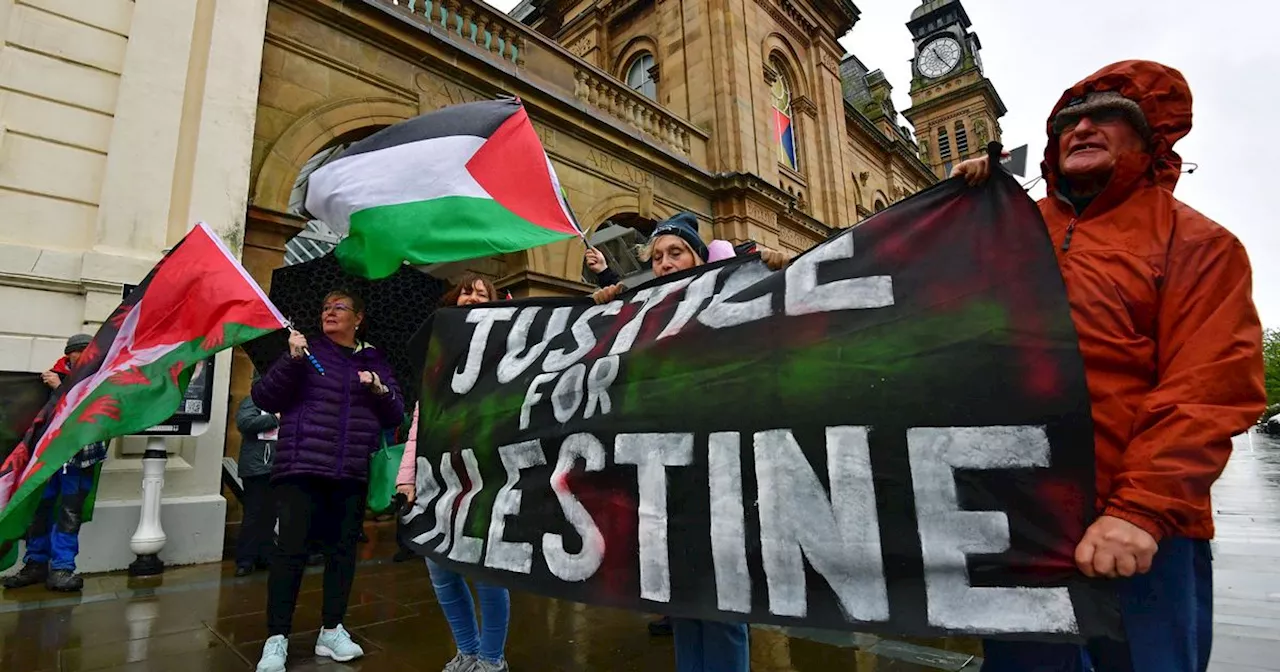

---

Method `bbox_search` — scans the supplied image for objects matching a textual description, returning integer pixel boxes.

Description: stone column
[73,0,272,573]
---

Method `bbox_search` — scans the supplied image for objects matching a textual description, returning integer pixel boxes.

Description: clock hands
[921,40,958,75]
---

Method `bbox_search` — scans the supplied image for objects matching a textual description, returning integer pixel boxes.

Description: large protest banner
[0,373,50,466]
[401,171,1121,641]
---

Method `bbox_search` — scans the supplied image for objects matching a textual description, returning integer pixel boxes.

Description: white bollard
[128,435,168,576]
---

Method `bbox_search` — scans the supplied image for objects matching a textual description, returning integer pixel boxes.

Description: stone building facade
[0,0,1003,571]
[0,0,268,572]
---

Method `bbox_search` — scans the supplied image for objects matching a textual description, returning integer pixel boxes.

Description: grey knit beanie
[1052,91,1150,139]
[64,333,92,355]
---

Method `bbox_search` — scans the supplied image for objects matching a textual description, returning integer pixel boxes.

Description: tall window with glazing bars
[771,68,799,172]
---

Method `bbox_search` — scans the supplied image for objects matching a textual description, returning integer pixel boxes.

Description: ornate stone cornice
[781,210,829,239]
[752,0,810,47]
[567,31,597,58]
[844,101,936,184]
[497,270,595,298]
[713,172,791,210]
[778,0,817,38]
[792,95,818,118]
[712,172,833,239]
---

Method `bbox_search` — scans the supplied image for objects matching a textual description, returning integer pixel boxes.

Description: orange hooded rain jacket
[1038,60,1265,542]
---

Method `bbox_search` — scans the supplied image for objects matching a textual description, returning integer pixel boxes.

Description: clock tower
[902,0,1007,180]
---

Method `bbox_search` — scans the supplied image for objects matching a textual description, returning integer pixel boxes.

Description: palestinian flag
[0,223,287,567]
[304,98,583,279]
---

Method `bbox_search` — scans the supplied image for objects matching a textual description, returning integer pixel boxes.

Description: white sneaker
[443,651,480,672]
[256,635,288,672]
[476,658,510,672]
[315,624,365,662]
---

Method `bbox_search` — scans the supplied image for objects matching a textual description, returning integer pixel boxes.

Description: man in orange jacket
[953,60,1265,671]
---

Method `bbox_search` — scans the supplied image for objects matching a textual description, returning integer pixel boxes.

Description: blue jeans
[24,466,95,571]
[982,537,1213,672]
[671,618,750,672]
[426,558,510,664]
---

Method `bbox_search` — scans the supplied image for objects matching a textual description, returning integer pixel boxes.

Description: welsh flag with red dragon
[0,223,287,568]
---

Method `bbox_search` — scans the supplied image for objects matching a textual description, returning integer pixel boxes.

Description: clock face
[918,37,962,78]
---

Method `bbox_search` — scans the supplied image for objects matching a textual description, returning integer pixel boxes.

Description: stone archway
[528,193,678,285]
[584,211,660,285]
[579,193,677,235]
[251,96,418,214]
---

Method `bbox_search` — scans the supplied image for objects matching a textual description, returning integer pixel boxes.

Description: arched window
[582,213,657,284]
[937,126,952,161]
[626,53,657,100]
[771,67,798,171]
[874,199,886,212]
[955,120,969,157]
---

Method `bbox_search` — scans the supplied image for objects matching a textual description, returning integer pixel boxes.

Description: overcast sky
[492,0,1278,328]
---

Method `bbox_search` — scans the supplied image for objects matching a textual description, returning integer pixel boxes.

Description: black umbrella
[242,254,447,412]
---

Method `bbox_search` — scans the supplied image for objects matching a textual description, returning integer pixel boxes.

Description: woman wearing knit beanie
[589,212,790,304]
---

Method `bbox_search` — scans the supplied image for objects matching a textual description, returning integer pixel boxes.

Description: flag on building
[0,223,287,568]
[304,98,583,279]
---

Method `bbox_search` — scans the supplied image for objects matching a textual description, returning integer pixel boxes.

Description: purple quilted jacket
[251,335,405,483]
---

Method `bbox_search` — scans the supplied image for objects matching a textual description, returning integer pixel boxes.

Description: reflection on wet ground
[0,547,980,671]
[1207,431,1280,671]
[0,432,1276,671]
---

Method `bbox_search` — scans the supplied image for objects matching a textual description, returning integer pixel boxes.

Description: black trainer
[234,565,253,577]
[2,562,48,589]
[45,569,83,592]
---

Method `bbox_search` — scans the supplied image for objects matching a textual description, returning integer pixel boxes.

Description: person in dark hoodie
[3,334,107,593]
[234,386,279,577]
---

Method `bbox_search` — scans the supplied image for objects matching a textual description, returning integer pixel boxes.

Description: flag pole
[561,187,594,249]
[285,317,326,376]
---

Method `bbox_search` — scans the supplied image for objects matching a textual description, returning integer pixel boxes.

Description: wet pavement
[1208,431,1280,671]
[0,431,1276,671]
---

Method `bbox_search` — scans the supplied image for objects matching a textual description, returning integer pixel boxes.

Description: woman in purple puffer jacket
[250,289,404,672]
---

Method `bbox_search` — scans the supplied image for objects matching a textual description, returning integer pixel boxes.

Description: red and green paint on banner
[399,171,1120,641]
